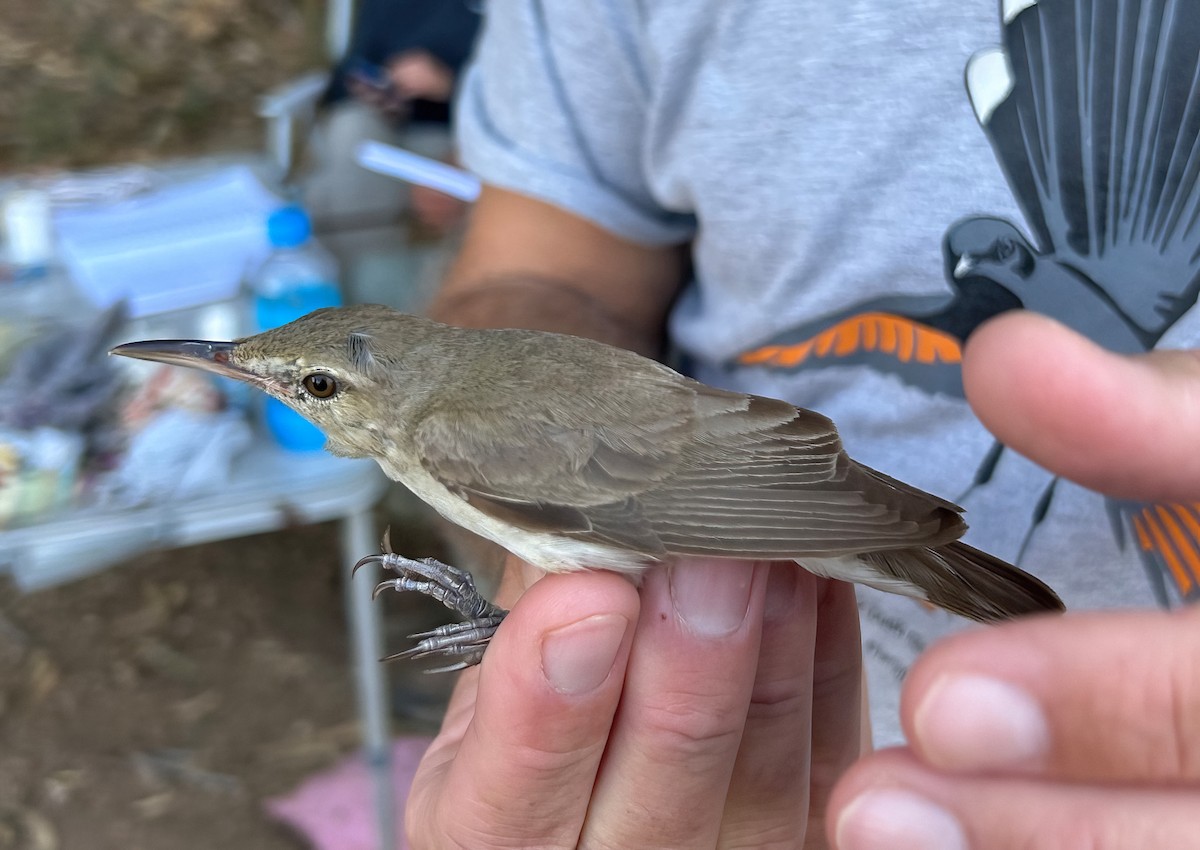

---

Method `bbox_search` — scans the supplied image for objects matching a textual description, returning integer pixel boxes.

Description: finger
[405,568,639,850]
[582,560,771,849]
[897,607,1200,783]
[962,310,1200,501]
[719,565,817,847]
[829,748,1200,850]
[346,78,376,104]
[720,569,862,848]
[802,579,864,831]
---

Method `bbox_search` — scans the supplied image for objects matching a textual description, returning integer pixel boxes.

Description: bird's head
[944,216,1036,288]
[111,304,445,459]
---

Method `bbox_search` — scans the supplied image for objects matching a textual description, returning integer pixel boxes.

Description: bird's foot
[353,533,507,671]
[387,617,506,672]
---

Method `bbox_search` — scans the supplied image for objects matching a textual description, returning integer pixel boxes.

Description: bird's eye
[995,238,1014,260]
[302,372,338,399]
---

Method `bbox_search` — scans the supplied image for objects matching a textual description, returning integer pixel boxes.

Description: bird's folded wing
[414,381,964,559]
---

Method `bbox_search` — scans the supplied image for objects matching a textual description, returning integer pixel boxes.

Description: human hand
[387,49,456,103]
[828,311,1200,850]
[346,69,409,118]
[961,311,1200,501]
[405,556,865,849]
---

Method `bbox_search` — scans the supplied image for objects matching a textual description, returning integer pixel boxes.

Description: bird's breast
[376,456,652,575]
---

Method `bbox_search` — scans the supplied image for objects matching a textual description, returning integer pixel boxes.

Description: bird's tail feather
[861,541,1064,622]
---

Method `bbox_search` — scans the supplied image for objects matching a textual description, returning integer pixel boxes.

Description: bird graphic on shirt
[736,0,1200,604]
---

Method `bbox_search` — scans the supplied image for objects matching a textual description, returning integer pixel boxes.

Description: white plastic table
[0,441,398,848]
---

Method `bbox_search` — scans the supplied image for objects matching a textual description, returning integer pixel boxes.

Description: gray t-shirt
[457,0,1199,745]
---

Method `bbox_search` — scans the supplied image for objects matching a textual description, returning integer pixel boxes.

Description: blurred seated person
[304,0,481,232]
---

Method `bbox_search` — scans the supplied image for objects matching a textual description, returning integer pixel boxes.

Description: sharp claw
[382,645,442,663]
[352,554,383,576]
[381,654,474,676]
[371,580,396,601]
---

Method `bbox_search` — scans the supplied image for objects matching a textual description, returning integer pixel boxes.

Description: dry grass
[0,0,328,171]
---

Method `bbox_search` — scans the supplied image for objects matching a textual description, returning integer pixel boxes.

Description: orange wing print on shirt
[1128,503,1200,604]
[738,313,963,369]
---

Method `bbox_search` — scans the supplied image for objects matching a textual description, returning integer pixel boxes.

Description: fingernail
[669,559,755,638]
[914,675,1050,770]
[836,789,968,850]
[541,614,629,695]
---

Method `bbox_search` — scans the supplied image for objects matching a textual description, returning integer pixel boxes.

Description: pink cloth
[266,736,433,850]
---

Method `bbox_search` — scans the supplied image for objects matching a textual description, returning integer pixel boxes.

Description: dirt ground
[0,500,460,850]
[0,0,328,171]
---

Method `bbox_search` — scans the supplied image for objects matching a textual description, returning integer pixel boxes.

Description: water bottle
[248,205,342,451]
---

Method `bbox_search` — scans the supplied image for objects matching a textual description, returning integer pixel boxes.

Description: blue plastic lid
[267,205,312,248]
[265,397,326,451]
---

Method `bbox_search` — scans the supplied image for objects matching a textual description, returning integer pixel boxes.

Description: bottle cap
[266,205,312,248]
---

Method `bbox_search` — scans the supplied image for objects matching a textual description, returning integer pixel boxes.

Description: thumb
[963,311,1200,501]
[405,568,638,848]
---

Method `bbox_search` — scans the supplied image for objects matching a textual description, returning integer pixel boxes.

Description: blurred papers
[54,165,279,317]
[355,141,481,201]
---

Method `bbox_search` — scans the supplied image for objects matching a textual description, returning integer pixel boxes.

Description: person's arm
[428,185,689,356]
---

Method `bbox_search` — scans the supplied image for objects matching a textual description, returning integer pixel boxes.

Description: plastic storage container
[248,205,342,451]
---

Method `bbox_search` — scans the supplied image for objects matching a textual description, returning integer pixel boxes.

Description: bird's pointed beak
[953,254,976,279]
[109,339,256,384]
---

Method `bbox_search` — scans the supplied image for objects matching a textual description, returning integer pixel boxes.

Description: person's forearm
[429,273,666,357]
[426,186,687,359]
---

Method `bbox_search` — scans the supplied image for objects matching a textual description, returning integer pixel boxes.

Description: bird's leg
[353,540,507,671]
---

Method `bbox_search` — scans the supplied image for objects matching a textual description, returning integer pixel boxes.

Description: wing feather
[414,366,964,560]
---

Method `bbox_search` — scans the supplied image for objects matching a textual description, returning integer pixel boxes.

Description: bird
[111,304,1064,669]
